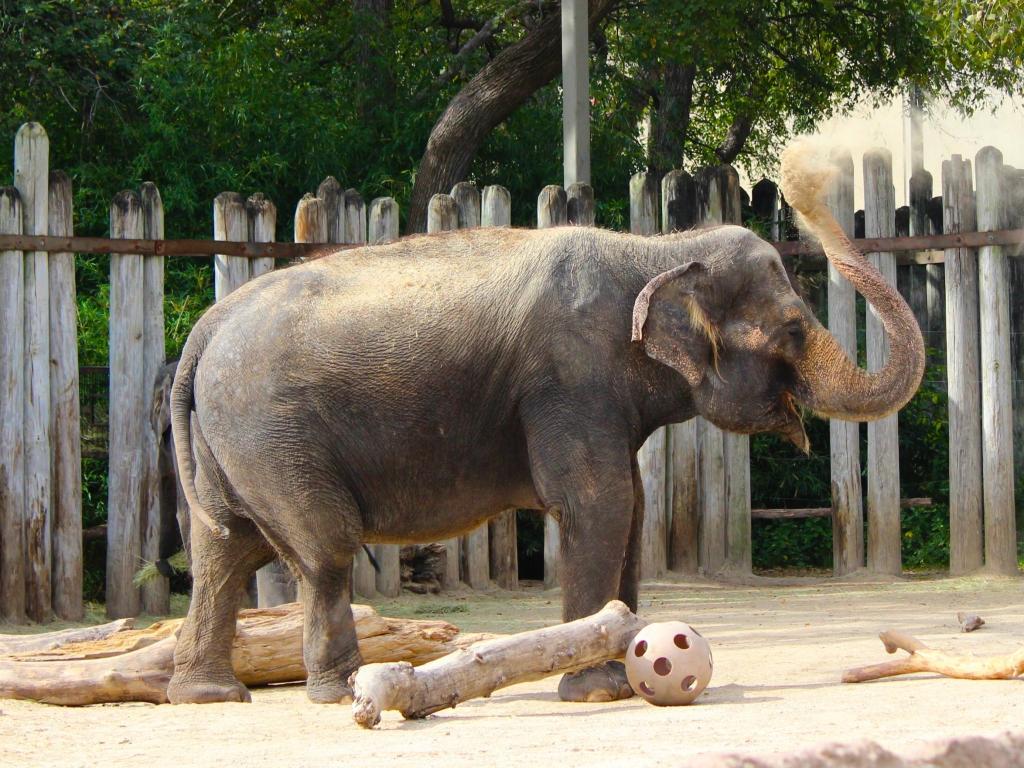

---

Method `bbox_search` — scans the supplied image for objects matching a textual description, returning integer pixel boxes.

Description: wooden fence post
[317,177,345,245]
[107,191,144,618]
[943,155,983,575]
[47,171,82,620]
[480,184,517,589]
[825,149,864,575]
[245,193,296,608]
[482,185,511,227]
[451,182,481,229]
[427,193,458,234]
[975,147,1018,574]
[368,197,399,244]
[1004,167,1024,533]
[0,186,25,622]
[139,182,168,615]
[567,182,595,226]
[295,193,328,244]
[247,194,277,278]
[424,192,461,590]
[661,169,699,575]
[630,172,669,580]
[16,123,52,622]
[910,170,944,354]
[537,185,567,229]
[719,166,750,575]
[751,179,780,240]
[214,193,249,300]
[537,184,567,589]
[344,189,367,245]
[449,182,490,590]
[863,149,901,575]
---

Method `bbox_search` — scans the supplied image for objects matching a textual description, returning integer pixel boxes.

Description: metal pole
[561,0,590,188]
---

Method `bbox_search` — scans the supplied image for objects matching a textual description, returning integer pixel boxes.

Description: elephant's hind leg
[299,561,361,703]
[167,431,275,704]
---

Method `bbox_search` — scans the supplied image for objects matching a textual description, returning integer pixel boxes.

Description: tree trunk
[406,0,617,232]
[648,63,695,180]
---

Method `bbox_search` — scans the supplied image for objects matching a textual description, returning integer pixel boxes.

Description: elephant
[165,144,924,705]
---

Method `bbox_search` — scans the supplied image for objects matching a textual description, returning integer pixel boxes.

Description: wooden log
[0,619,133,655]
[368,197,399,244]
[351,600,646,728]
[426,193,458,234]
[15,123,52,623]
[451,181,481,228]
[538,186,567,588]
[441,539,461,591]
[863,149,901,576]
[0,604,488,706]
[0,187,26,623]
[107,190,145,618]
[139,182,168,615]
[751,498,932,520]
[294,193,328,244]
[825,149,864,575]
[246,193,277,277]
[658,170,700,574]
[629,172,658,237]
[481,185,511,227]
[567,182,595,226]
[943,155,983,575]
[213,192,249,300]
[317,176,345,245]
[47,171,82,620]
[537,185,567,228]
[488,511,518,590]
[975,147,1017,575]
[843,629,1024,683]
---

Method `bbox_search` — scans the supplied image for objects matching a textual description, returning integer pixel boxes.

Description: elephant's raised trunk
[780,142,925,421]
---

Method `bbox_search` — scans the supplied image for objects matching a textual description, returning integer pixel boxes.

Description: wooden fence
[1,122,1022,623]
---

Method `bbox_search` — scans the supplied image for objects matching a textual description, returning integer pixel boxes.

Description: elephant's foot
[167,672,251,704]
[558,660,634,703]
[305,667,356,704]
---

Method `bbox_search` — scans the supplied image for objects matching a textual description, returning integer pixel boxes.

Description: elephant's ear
[631,262,715,387]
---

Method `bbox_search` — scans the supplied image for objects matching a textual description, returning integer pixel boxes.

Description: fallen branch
[351,600,646,728]
[0,619,134,655]
[0,603,489,705]
[842,629,1024,683]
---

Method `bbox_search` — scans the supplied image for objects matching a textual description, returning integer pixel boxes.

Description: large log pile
[0,603,489,705]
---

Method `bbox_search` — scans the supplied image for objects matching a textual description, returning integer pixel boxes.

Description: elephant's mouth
[774,392,809,454]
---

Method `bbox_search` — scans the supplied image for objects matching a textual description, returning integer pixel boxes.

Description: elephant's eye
[781,321,804,347]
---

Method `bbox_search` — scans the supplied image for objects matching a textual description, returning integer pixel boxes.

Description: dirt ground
[1,574,1022,767]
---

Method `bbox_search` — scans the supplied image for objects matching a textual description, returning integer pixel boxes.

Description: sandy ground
[1,574,1022,767]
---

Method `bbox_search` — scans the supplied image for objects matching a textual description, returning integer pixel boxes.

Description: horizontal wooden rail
[0,229,1022,262]
[0,234,348,259]
[752,498,934,520]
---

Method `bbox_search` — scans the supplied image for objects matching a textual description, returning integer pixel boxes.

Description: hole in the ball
[681,675,697,691]
[674,634,689,650]
[634,640,648,657]
[638,681,655,697]
[653,657,672,676]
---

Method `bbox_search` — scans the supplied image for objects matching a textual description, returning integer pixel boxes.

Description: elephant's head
[631,144,925,450]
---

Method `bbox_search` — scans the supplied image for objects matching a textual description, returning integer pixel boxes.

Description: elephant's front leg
[526,413,638,702]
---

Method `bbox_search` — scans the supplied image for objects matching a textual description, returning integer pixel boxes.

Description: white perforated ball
[625,621,712,706]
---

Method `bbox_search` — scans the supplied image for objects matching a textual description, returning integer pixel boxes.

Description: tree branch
[714,113,754,164]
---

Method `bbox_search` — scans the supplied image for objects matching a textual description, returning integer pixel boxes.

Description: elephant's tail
[170,318,230,539]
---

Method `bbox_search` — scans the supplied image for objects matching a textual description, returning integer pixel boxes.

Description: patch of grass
[412,604,469,616]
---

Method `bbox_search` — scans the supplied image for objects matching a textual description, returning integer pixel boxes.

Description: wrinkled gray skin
[166,223,923,705]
